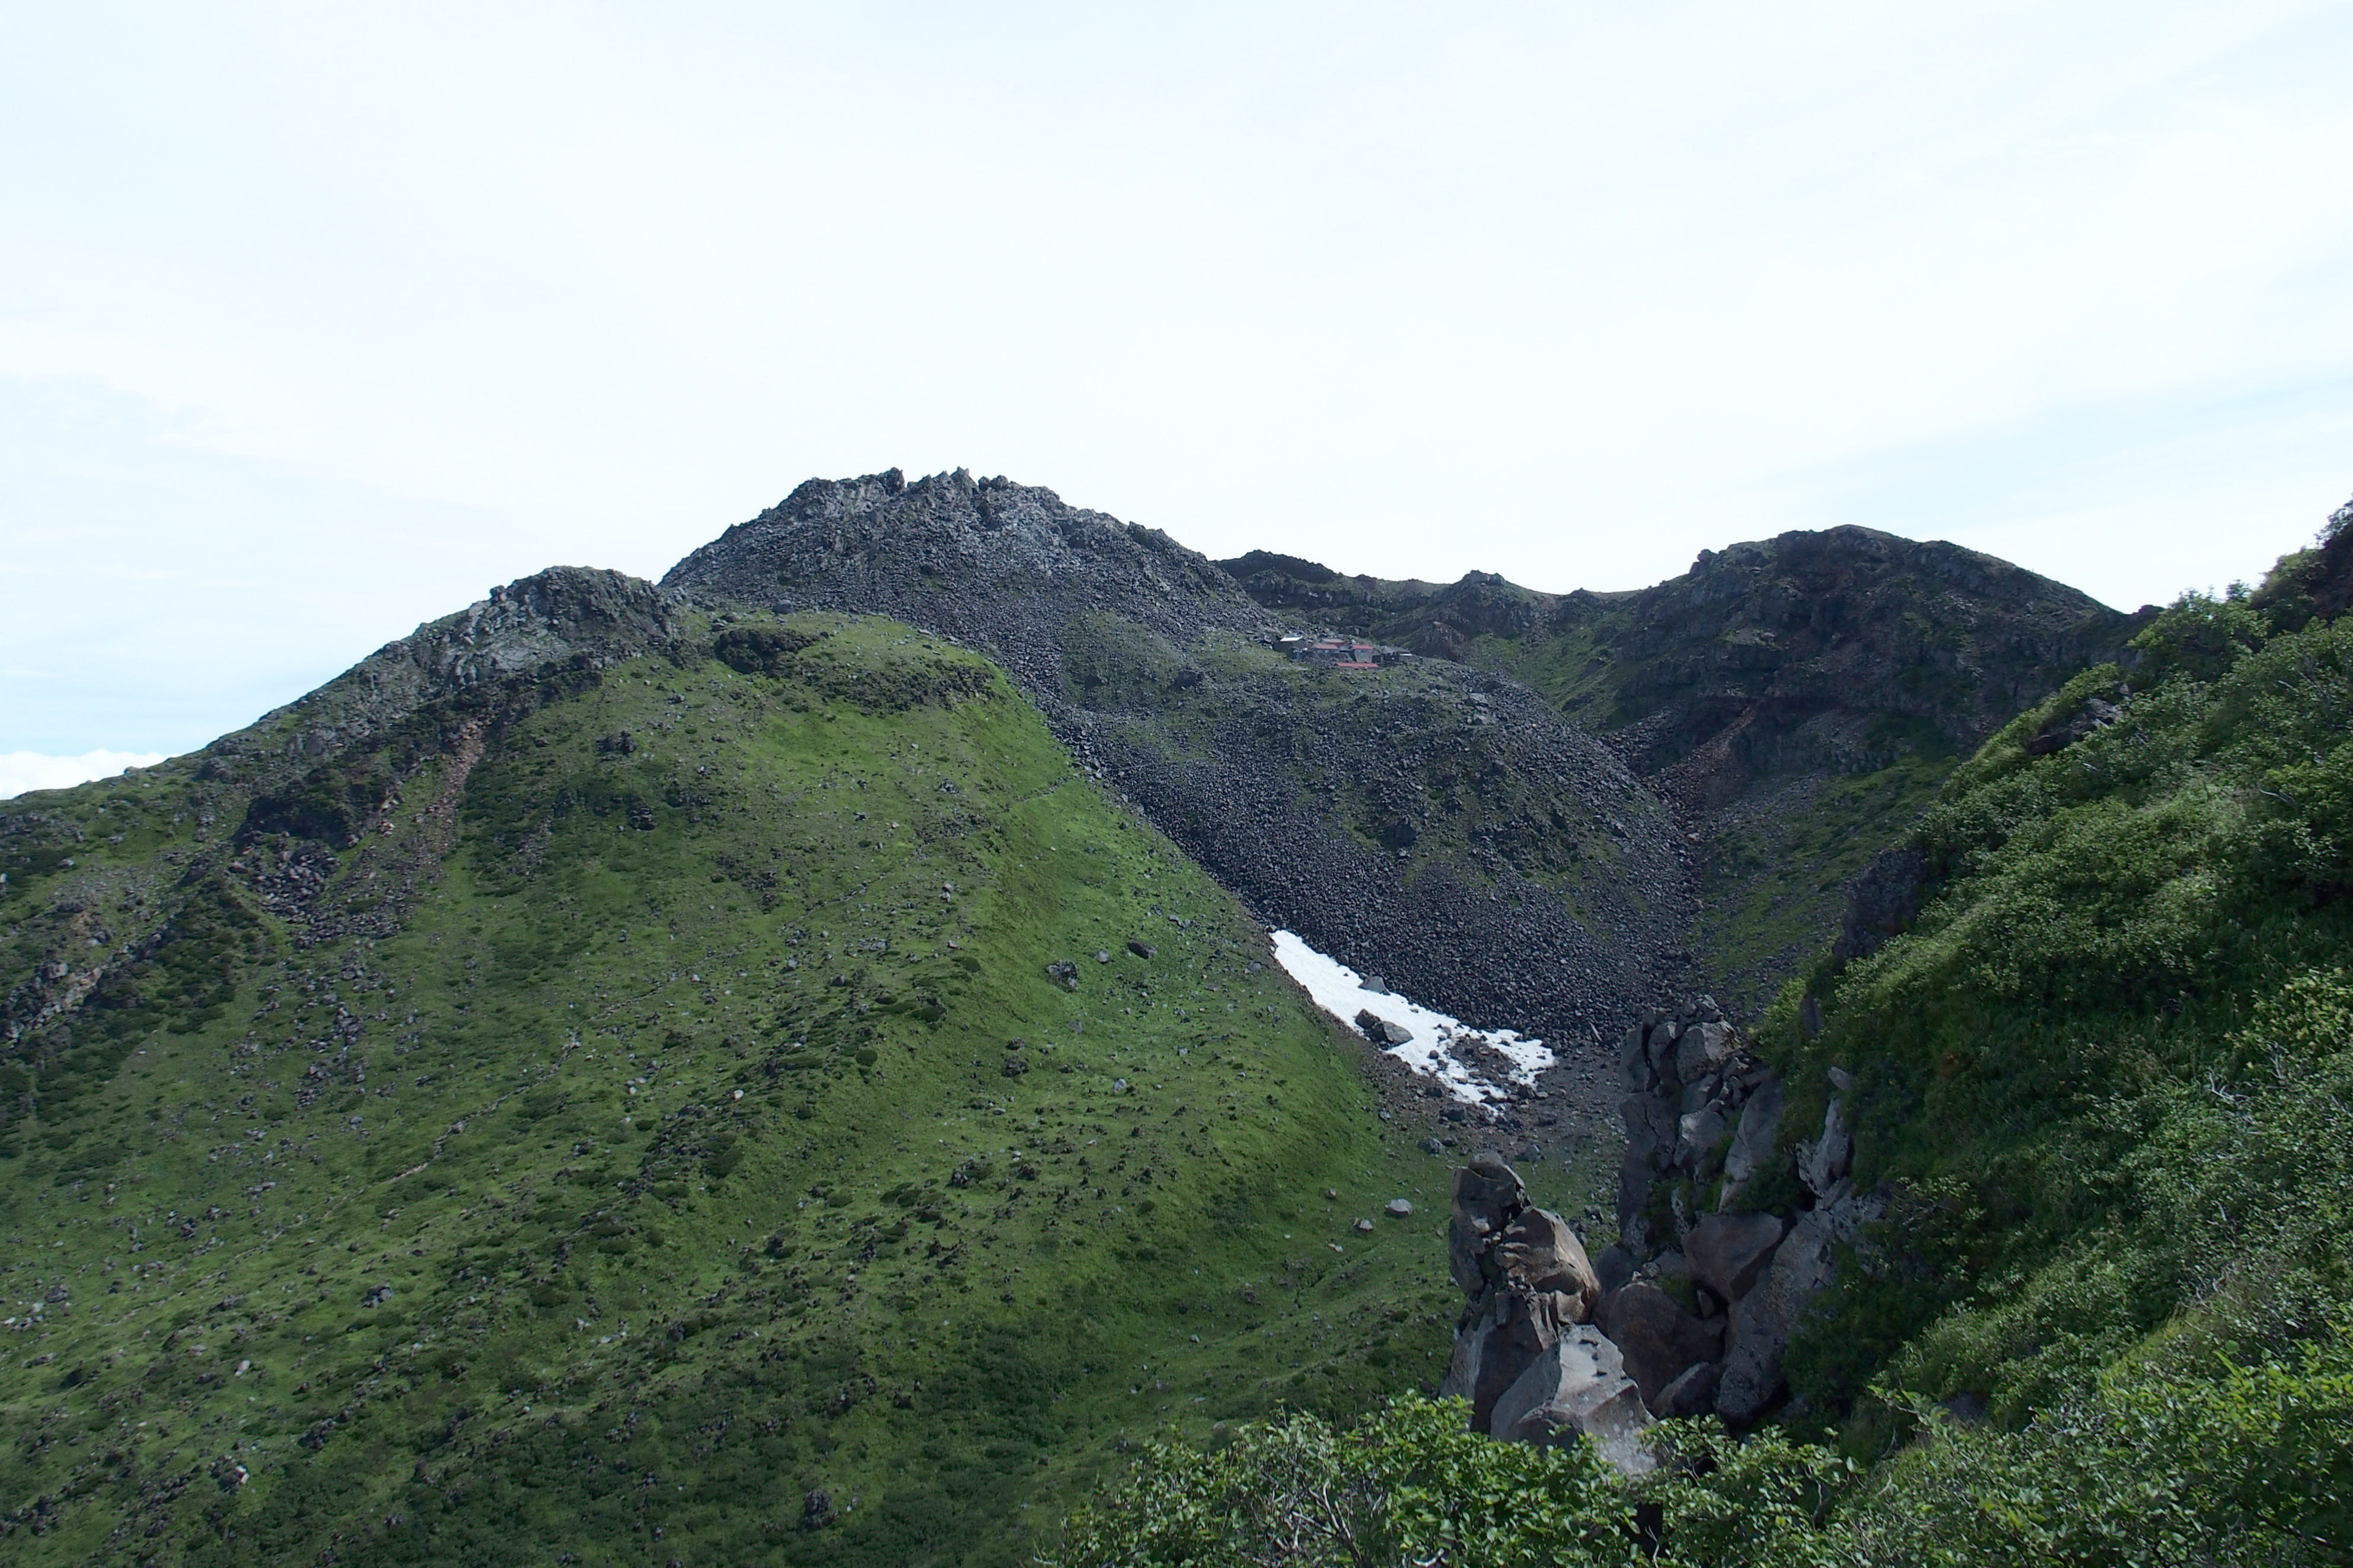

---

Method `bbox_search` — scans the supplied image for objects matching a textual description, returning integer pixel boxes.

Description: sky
[5,1,2352,783]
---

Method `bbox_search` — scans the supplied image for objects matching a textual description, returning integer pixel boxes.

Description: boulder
[1593,1283,1721,1409]
[1673,1106,1729,1174]
[1492,1205,1601,1317]
[1797,1097,1853,1197]
[1438,1157,1608,1433]
[1645,1022,1679,1079]
[1674,1020,1736,1083]
[1439,1282,1590,1430]
[1718,1077,1784,1194]
[1684,1211,1787,1303]
[1487,1326,1654,1476]
[1652,1361,1718,1419]
[1355,1009,1414,1045]
[1447,1158,1526,1293]
[1716,1184,1883,1425]
[1384,1198,1414,1217]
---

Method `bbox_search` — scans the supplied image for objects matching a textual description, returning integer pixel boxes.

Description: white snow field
[1268,928,1554,1106]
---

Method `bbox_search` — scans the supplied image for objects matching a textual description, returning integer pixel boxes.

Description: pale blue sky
[5,1,2352,774]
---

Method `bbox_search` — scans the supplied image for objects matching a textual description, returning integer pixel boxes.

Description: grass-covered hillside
[0,589,1545,1567]
[1699,542,2353,1557]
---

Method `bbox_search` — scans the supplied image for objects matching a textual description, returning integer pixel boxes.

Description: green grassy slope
[0,609,1566,1567]
[1710,576,2353,1557]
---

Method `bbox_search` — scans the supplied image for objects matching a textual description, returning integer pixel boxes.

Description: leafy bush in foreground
[1058,1337,2352,1568]
[1051,1394,1638,1568]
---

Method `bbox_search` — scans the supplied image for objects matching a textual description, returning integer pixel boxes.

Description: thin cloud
[0,751,168,801]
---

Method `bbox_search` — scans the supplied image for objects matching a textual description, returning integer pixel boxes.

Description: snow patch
[1268,929,1553,1106]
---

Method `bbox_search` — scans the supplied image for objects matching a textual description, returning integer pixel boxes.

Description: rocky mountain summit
[665,470,1695,1055]
[1224,528,2145,1010]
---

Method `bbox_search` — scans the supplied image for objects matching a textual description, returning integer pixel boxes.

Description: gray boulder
[1798,1096,1854,1197]
[1684,1211,1787,1304]
[1718,1077,1784,1200]
[1674,1020,1737,1083]
[1491,1205,1602,1313]
[1716,1184,1883,1425]
[1674,1105,1730,1174]
[1487,1326,1654,1476]
[1593,1283,1721,1410]
[1437,1157,1605,1435]
[1722,1078,1784,1178]
[1652,1361,1718,1419]
[1440,1280,1595,1432]
[1646,1022,1679,1080]
[1446,1157,1528,1294]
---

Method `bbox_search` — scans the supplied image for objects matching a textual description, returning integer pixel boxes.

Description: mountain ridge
[1220,523,2147,1010]
[667,470,1696,1061]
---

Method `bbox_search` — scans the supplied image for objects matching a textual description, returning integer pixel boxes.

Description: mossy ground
[0,614,1589,1567]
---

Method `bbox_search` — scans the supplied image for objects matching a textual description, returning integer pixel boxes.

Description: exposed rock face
[1437,1156,1643,1465]
[1487,1327,1654,1475]
[664,470,1695,1055]
[1797,1096,1855,1198]
[1684,1211,1788,1304]
[1592,1283,1720,1409]
[1652,1361,1719,1419]
[1614,998,1771,1257]
[1716,1183,1884,1424]
[1718,1077,1784,1203]
[243,566,687,800]
[1600,998,1891,1426]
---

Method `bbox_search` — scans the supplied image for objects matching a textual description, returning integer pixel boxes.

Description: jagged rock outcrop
[1487,1327,1654,1474]
[664,470,1695,1051]
[1611,998,1774,1257]
[250,567,687,784]
[1716,1178,1882,1425]
[1438,1156,1648,1467]
[1592,1282,1720,1410]
[1592,1001,1886,1426]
